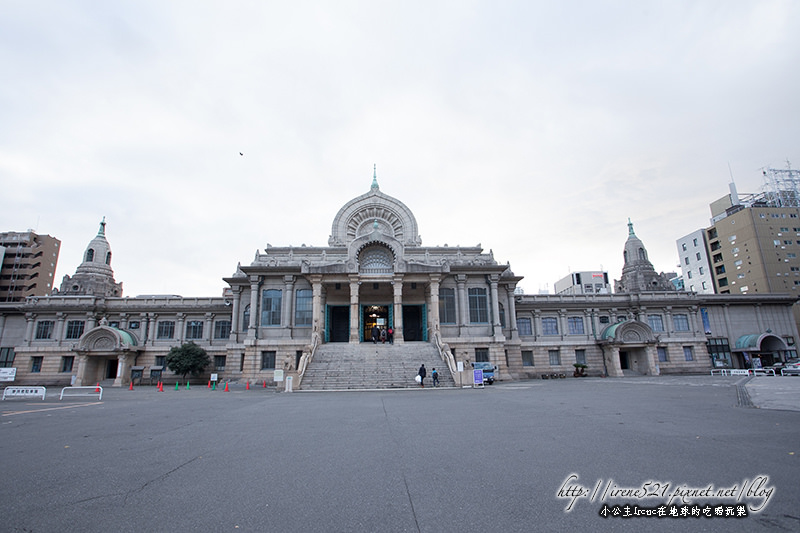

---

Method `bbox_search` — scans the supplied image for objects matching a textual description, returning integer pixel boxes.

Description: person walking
[418,364,427,387]
[371,325,380,344]
[431,368,439,387]
[387,326,394,344]
[380,328,387,344]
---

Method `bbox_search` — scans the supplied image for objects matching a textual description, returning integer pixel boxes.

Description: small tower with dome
[614,219,675,293]
[58,218,124,297]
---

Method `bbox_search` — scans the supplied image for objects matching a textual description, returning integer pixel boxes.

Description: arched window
[85,248,94,262]
[105,252,112,265]
[638,248,647,261]
[359,245,394,274]
[242,304,250,332]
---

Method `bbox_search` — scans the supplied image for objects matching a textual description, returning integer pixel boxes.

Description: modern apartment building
[676,229,715,294]
[0,231,61,302]
[554,271,610,295]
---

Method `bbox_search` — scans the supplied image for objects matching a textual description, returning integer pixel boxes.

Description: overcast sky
[1,1,798,297]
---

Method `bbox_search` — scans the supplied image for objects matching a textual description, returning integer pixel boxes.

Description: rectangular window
[261,289,282,326]
[681,243,687,251]
[468,288,489,323]
[517,317,532,336]
[261,351,276,370]
[35,321,54,340]
[474,348,489,362]
[542,317,559,335]
[157,321,175,339]
[696,252,701,261]
[522,350,534,367]
[65,320,85,339]
[439,288,456,324]
[567,317,584,335]
[60,356,74,373]
[657,347,668,362]
[693,238,698,247]
[214,320,231,339]
[295,289,312,326]
[548,349,560,366]
[129,321,140,329]
[214,355,226,371]
[155,356,166,367]
[31,356,43,373]
[186,320,204,339]
[684,256,689,265]
[0,348,15,367]
[687,271,693,279]
[673,314,690,331]
[683,346,694,361]
[575,349,586,365]
[647,315,664,332]
[699,266,704,275]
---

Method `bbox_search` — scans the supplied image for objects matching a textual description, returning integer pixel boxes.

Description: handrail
[431,330,458,379]
[295,330,322,388]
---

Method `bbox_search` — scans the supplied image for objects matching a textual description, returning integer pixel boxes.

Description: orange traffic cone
[246,381,250,390]
[129,381,134,391]
[95,383,100,392]
[224,382,229,392]
[159,381,164,392]
[208,380,211,388]
[263,380,267,388]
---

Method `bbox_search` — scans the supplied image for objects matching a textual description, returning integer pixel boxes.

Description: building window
[65,320,85,339]
[214,320,231,339]
[599,316,610,324]
[567,317,584,335]
[542,317,559,335]
[261,351,276,370]
[517,317,532,336]
[0,348,16,367]
[693,238,698,247]
[60,356,74,373]
[673,314,690,331]
[681,243,687,251]
[157,321,175,339]
[687,271,693,279]
[439,288,456,324]
[699,266,704,275]
[31,356,43,373]
[242,305,250,332]
[707,338,731,367]
[657,347,668,362]
[548,349,561,366]
[683,346,694,361]
[468,288,488,323]
[85,248,94,262]
[522,350,534,366]
[575,349,586,365]
[715,265,726,275]
[35,321,54,340]
[696,252,701,261]
[214,355,226,371]
[647,315,664,332]
[295,289,312,326]
[155,356,166,367]
[186,320,204,339]
[474,348,489,362]
[129,321,140,329]
[684,257,689,265]
[261,289,282,326]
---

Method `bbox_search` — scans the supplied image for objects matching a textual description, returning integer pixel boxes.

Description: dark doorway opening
[403,305,423,341]
[363,305,390,342]
[106,359,118,379]
[329,306,349,343]
[619,351,629,370]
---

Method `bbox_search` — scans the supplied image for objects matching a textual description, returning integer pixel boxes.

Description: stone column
[558,310,567,341]
[54,312,65,347]
[505,285,518,341]
[349,276,360,343]
[74,354,89,386]
[310,275,323,337]
[456,274,468,333]
[248,276,260,338]
[607,345,623,377]
[393,275,404,344]
[176,313,186,343]
[145,313,157,346]
[533,310,541,341]
[283,275,295,328]
[489,275,504,341]
[230,287,241,342]
[119,313,129,330]
[113,353,128,387]
[645,345,660,375]
[205,313,214,343]
[86,313,97,330]
[24,313,35,346]
[429,275,441,336]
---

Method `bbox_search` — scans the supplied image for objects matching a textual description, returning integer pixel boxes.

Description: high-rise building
[676,229,715,294]
[554,271,610,295]
[0,231,61,302]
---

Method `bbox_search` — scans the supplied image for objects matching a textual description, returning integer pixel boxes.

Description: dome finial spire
[371,164,379,190]
[627,218,635,236]
[98,216,106,236]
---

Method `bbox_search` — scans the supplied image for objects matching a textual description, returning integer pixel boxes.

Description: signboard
[274,369,284,382]
[473,369,484,386]
[0,368,17,382]
[210,373,219,382]
[457,361,464,372]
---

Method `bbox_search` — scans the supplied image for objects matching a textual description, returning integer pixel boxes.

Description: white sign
[274,369,284,382]
[210,373,219,382]
[457,361,464,372]
[0,368,16,382]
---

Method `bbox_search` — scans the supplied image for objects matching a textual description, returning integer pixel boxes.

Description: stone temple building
[0,173,798,388]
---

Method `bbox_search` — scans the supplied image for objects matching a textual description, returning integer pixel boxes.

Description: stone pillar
[310,275,323,337]
[54,312,65,347]
[558,310,567,341]
[176,313,186,343]
[533,310,541,341]
[645,345,660,375]
[145,313,156,346]
[456,275,468,333]
[24,313,36,346]
[230,287,241,342]
[74,354,89,386]
[86,313,97,330]
[120,313,129,330]
[283,275,295,328]
[393,275,404,345]
[205,313,214,343]
[489,275,504,341]
[505,285,518,341]
[607,345,623,377]
[248,276,260,338]
[113,353,128,387]
[429,276,441,336]
[349,276,360,343]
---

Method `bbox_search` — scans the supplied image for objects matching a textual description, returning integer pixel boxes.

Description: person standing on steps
[431,368,439,387]
[418,364,427,387]
[387,326,394,344]
[372,325,380,344]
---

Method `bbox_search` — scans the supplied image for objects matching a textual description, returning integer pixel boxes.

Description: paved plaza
[2,375,799,532]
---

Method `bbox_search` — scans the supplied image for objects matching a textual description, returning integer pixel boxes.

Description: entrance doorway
[363,305,390,342]
[328,306,349,343]
[106,359,118,379]
[619,351,629,370]
[403,305,424,341]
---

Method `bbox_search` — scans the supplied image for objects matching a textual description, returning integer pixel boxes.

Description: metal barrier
[710,369,729,376]
[3,386,46,400]
[60,386,103,400]
[752,368,776,376]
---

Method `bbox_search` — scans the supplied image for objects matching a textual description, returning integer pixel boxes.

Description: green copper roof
[111,327,137,346]
[600,321,625,340]
[371,164,379,190]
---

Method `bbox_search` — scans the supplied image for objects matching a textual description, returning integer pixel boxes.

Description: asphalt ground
[1,376,798,533]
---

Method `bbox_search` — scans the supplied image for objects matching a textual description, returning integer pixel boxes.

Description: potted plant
[573,363,588,377]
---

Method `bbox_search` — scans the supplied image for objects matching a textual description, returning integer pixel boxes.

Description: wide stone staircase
[299,341,455,390]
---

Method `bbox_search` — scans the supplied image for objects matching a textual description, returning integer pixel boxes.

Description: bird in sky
[239,152,244,156]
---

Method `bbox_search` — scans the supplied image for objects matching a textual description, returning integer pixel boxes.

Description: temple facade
[1,173,798,388]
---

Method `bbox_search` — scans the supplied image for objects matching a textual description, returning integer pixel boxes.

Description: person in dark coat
[372,325,380,344]
[418,364,427,387]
